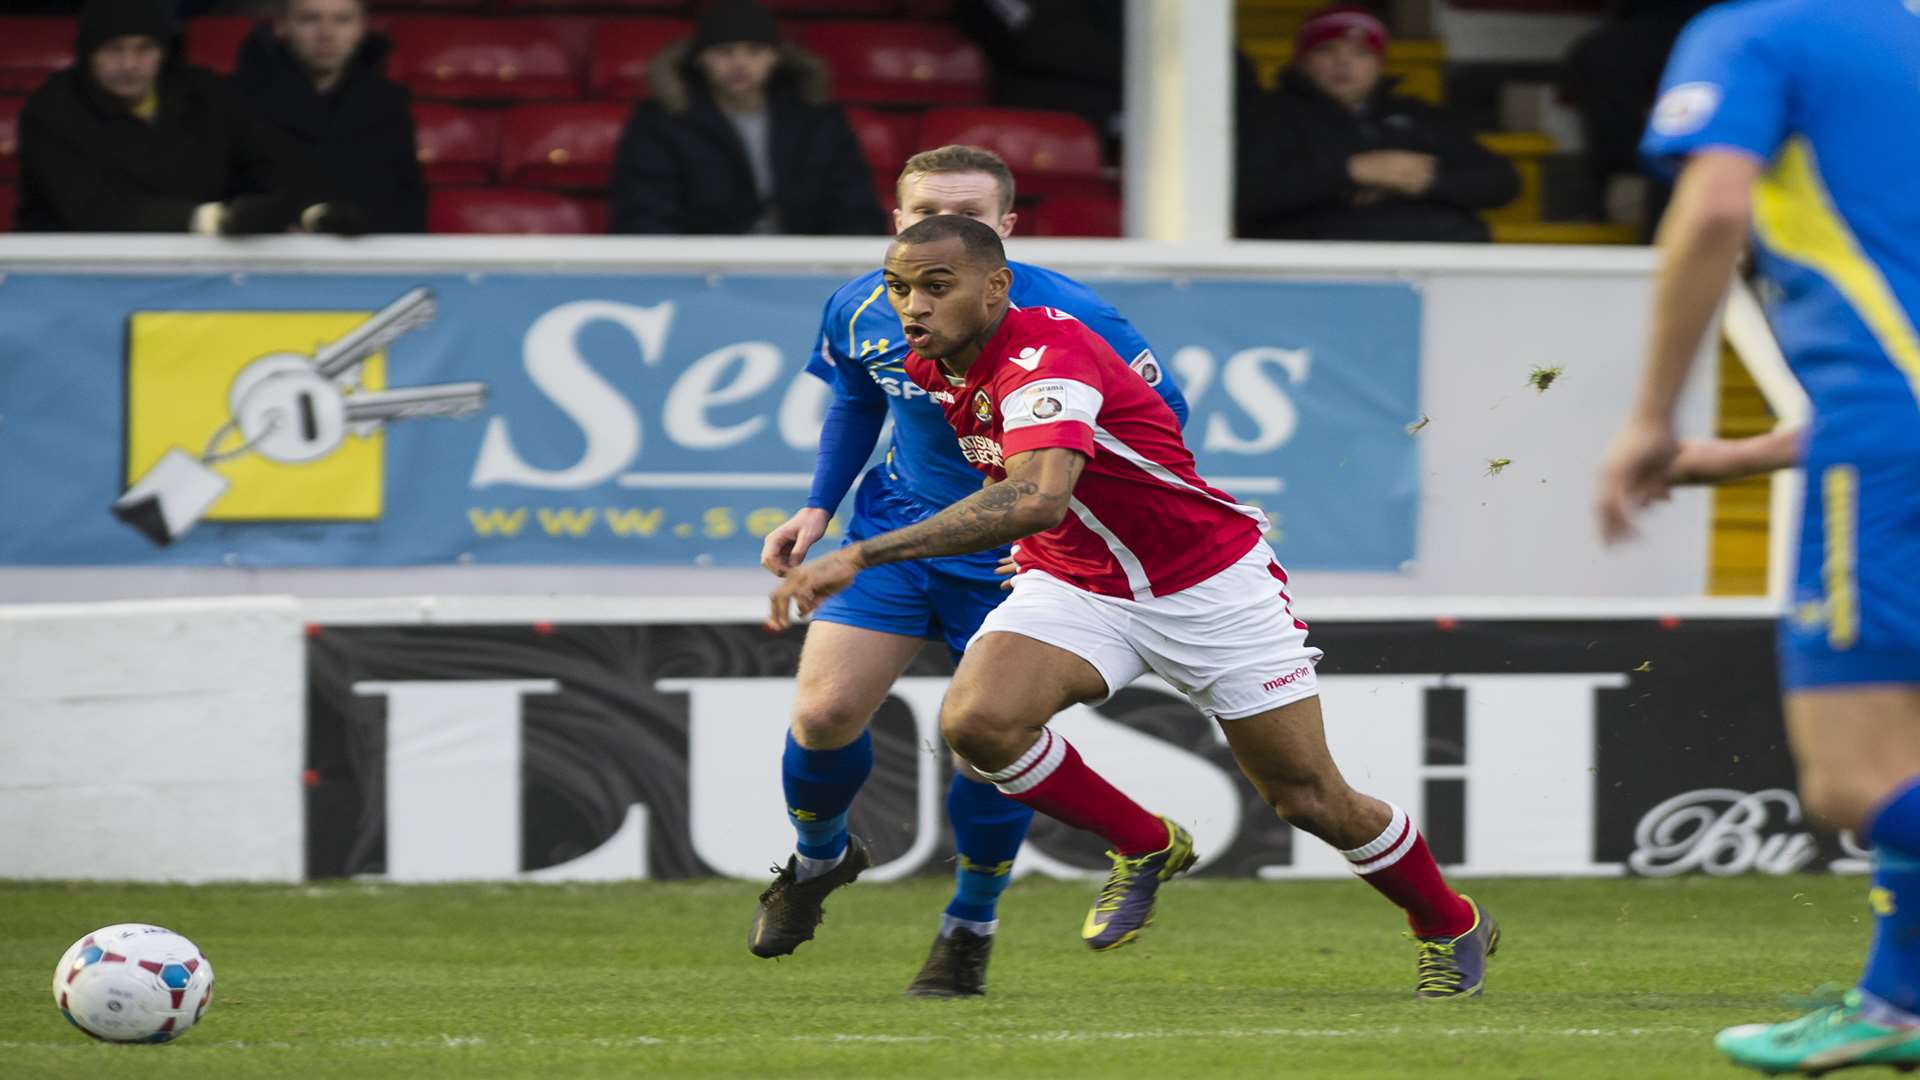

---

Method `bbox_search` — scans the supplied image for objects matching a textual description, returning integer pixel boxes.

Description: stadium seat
[843,106,918,176]
[919,108,1106,198]
[0,18,74,94]
[499,102,627,189]
[0,183,15,233]
[429,188,605,234]
[586,18,692,101]
[0,96,21,181]
[184,16,257,75]
[386,17,582,101]
[412,103,501,185]
[790,21,985,106]
[1022,195,1122,238]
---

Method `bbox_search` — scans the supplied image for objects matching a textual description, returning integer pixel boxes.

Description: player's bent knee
[938,703,1029,772]
[788,700,872,750]
[1798,770,1877,834]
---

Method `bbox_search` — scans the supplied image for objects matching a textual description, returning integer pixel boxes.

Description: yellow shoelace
[1093,851,1149,913]
[1414,939,1463,994]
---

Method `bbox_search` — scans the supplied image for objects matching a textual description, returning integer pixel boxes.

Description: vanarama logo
[114,288,486,545]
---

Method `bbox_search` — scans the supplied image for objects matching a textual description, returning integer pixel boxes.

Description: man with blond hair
[747,145,1185,997]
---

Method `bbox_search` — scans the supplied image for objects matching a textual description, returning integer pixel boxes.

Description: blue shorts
[1779,452,1920,690]
[812,468,1009,662]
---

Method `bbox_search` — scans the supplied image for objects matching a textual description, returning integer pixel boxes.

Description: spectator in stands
[231,0,425,233]
[609,0,882,236]
[1236,5,1519,243]
[956,1,1123,148]
[14,0,360,234]
[1561,0,1721,236]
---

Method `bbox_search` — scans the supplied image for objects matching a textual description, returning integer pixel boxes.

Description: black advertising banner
[306,617,1855,882]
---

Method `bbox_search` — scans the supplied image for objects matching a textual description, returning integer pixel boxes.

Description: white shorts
[970,541,1323,721]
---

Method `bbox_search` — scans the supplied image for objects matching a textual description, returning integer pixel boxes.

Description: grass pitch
[0,874,1876,1078]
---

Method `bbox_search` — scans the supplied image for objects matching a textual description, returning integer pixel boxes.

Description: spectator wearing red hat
[1236,5,1519,243]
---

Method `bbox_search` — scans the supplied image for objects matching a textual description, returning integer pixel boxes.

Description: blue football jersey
[1641,0,1920,460]
[805,260,1186,512]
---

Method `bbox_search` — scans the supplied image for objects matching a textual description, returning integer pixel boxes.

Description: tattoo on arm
[854,452,1079,567]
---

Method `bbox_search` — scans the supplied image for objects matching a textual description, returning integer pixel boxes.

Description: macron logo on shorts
[1261,665,1312,693]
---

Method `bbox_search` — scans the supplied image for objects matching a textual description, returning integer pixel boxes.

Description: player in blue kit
[747,145,1187,996]
[1596,0,1920,1071]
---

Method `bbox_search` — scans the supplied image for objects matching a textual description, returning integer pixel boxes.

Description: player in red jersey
[769,215,1497,997]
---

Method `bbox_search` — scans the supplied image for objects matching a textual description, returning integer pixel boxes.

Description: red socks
[1340,803,1476,938]
[979,729,1169,856]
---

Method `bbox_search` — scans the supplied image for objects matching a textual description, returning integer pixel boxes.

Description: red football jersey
[905,306,1267,599]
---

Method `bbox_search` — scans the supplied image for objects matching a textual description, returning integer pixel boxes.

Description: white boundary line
[0,1024,1702,1053]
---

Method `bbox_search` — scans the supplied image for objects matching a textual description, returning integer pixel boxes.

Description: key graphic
[113,288,487,546]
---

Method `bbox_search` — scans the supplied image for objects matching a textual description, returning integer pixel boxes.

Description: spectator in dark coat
[1561,0,1722,235]
[14,0,358,234]
[1237,6,1519,243]
[609,0,883,236]
[231,0,425,233]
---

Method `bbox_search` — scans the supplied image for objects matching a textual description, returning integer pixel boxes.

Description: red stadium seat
[0,183,15,233]
[429,188,605,234]
[919,108,1106,198]
[184,16,257,75]
[412,103,500,185]
[842,107,918,174]
[1022,195,1122,238]
[0,18,74,94]
[0,96,21,181]
[499,102,627,188]
[387,17,582,101]
[790,21,985,106]
[587,19,692,101]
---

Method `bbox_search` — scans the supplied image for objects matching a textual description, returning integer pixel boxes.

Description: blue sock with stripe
[782,730,873,865]
[1861,779,1920,1017]
[943,772,1034,934]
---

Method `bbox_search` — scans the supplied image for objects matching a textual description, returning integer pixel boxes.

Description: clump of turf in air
[1528,365,1564,392]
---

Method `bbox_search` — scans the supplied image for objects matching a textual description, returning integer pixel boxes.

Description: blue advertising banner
[0,271,1418,569]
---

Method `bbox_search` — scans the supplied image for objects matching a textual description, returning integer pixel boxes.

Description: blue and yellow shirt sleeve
[803,287,890,513]
[1640,6,1793,177]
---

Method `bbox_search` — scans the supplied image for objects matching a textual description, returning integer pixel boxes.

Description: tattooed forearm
[853,476,1066,568]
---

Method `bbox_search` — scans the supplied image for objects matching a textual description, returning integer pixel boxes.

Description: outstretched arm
[1667,427,1804,485]
[767,448,1085,629]
[1596,149,1760,543]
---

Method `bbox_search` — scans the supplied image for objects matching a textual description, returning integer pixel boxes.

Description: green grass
[0,874,1878,1078]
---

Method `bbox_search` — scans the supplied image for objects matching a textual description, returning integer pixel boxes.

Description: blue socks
[781,730,873,863]
[943,773,1034,933]
[1861,779,1920,1016]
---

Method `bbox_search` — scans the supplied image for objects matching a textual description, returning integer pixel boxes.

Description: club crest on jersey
[973,389,993,422]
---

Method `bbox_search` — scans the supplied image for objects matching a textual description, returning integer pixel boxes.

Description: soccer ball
[52,924,214,1043]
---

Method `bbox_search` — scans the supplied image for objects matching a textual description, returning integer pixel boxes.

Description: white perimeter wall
[0,597,305,882]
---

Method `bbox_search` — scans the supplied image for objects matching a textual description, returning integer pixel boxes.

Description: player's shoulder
[1008,260,1094,302]
[823,268,888,323]
[991,307,1107,380]
[1676,0,1815,55]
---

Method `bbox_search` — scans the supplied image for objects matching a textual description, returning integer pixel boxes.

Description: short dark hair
[897,145,1017,216]
[892,214,1007,271]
